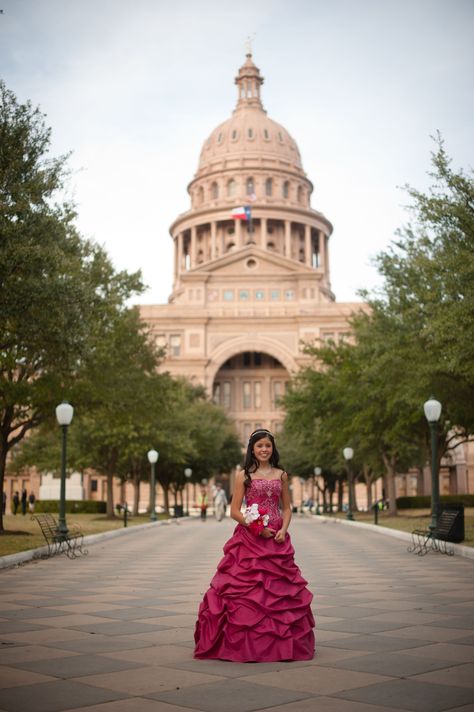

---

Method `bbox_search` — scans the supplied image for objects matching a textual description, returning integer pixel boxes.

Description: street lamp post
[147,449,159,522]
[343,447,354,521]
[55,401,74,538]
[424,397,442,532]
[314,467,322,514]
[184,468,192,516]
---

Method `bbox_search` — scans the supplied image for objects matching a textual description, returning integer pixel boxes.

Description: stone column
[211,221,217,260]
[190,226,197,268]
[304,224,311,266]
[284,220,291,259]
[260,217,267,249]
[235,219,242,248]
[319,230,327,273]
[177,232,183,274]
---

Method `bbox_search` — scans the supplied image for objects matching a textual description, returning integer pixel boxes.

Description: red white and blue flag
[231,206,252,221]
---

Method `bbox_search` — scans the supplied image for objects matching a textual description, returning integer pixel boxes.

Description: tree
[0,82,143,531]
[281,139,473,514]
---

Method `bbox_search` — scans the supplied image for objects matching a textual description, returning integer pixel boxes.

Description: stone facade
[140,53,359,443]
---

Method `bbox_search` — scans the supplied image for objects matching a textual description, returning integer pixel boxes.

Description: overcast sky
[1,0,473,305]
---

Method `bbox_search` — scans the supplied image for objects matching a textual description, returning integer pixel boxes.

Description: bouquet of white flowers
[243,503,269,535]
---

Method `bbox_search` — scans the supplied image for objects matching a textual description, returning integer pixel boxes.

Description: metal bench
[32,514,88,559]
[408,509,459,556]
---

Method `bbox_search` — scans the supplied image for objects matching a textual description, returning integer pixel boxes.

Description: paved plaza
[0,516,474,712]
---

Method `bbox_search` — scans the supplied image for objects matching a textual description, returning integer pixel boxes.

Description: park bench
[408,509,460,556]
[32,514,88,559]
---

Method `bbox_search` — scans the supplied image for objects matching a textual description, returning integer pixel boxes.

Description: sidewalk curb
[0,517,188,571]
[312,514,474,560]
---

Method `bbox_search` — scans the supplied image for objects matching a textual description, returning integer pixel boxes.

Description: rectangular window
[170,334,181,357]
[243,422,252,441]
[91,479,98,492]
[254,381,262,409]
[285,289,295,300]
[243,352,251,367]
[254,352,262,366]
[243,382,251,409]
[223,382,231,409]
[273,381,282,408]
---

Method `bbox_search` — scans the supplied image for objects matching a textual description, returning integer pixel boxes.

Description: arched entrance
[212,351,290,443]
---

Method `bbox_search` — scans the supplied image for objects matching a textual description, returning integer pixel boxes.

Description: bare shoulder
[235,469,245,484]
[277,469,289,482]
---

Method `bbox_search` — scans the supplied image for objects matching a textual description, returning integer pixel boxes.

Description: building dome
[197,53,304,177]
[190,53,310,208]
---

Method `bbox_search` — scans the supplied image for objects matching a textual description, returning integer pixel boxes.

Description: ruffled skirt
[194,524,315,662]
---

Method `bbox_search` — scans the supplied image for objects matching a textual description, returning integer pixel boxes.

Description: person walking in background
[28,492,36,513]
[214,483,228,522]
[199,487,208,522]
[12,491,20,515]
[21,489,27,515]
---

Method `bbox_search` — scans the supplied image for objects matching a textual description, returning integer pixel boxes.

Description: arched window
[247,128,254,139]
[227,179,236,197]
[246,177,254,197]
[282,181,289,199]
[297,185,303,203]
[211,182,219,199]
[198,186,204,204]
[265,178,273,196]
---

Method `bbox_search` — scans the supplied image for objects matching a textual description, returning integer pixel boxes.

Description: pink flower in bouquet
[244,503,270,536]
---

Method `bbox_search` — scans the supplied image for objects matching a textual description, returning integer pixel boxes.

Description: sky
[1,0,473,305]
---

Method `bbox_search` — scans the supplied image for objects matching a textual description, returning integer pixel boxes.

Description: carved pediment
[187,245,313,278]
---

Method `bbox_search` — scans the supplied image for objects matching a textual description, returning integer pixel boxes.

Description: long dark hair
[243,429,281,488]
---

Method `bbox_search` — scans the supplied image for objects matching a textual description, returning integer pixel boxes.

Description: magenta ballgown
[194,478,315,662]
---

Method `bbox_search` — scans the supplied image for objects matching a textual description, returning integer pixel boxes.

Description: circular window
[246,258,257,269]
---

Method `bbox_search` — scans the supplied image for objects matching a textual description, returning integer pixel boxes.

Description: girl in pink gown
[194,428,315,662]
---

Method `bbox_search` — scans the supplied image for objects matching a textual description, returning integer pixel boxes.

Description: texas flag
[231,206,252,221]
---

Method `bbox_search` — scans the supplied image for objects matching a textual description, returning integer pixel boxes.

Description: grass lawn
[324,508,474,547]
[0,512,169,558]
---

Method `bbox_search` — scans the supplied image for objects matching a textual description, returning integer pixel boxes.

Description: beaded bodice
[246,478,282,528]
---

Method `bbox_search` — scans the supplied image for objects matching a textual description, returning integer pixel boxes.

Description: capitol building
[140,53,360,443]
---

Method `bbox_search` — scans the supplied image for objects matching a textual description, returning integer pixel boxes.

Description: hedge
[396,495,474,509]
[34,500,107,514]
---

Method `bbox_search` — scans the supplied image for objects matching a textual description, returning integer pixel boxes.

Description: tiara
[249,429,273,441]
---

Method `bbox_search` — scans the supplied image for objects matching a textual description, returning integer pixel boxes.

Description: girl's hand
[274,529,287,543]
[261,527,275,539]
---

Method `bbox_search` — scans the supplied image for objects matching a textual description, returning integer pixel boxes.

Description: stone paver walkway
[0,516,474,712]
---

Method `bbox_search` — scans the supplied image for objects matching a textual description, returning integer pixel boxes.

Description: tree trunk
[132,474,140,516]
[337,478,344,511]
[106,471,115,518]
[0,437,8,534]
[351,475,358,512]
[163,485,170,515]
[382,453,398,516]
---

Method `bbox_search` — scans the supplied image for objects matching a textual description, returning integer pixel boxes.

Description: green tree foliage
[281,139,473,514]
[0,81,143,531]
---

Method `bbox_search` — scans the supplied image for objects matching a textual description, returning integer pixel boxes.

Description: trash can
[437,503,464,542]
[174,504,184,518]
